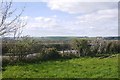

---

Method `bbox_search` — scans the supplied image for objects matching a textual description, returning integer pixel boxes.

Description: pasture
[2,54,119,78]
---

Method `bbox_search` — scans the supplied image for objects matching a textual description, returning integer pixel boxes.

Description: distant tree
[89,40,100,56]
[6,36,34,61]
[106,41,113,54]
[72,39,90,57]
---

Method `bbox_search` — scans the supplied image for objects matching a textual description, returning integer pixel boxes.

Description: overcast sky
[12,1,118,37]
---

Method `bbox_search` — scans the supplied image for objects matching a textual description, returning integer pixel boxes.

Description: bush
[2,56,18,66]
[38,48,61,61]
[2,36,44,60]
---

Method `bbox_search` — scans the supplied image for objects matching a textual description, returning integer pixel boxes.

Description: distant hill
[33,36,87,41]
[2,36,120,41]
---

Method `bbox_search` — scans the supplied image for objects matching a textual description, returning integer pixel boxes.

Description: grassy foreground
[2,54,119,78]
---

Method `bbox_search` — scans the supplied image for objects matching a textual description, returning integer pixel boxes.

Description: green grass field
[2,54,119,78]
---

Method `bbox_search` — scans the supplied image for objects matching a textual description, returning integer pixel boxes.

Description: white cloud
[24,16,58,30]
[23,8,118,37]
[45,1,117,14]
[76,9,117,23]
[73,8,118,36]
[20,16,29,21]
[22,2,118,37]
[35,17,52,22]
[34,17,57,28]
[21,16,57,29]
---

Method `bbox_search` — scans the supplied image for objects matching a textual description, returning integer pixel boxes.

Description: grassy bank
[2,54,119,78]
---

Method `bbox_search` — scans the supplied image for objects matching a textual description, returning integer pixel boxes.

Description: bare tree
[0,1,26,38]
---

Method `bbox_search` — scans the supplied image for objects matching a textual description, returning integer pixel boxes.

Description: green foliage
[72,39,120,57]
[71,39,90,57]
[38,48,61,60]
[2,37,120,64]
[2,57,10,66]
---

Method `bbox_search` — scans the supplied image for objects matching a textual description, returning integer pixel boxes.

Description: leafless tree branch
[0,1,26,38]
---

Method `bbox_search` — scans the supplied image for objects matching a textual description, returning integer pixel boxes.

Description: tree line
[2,37,120,65]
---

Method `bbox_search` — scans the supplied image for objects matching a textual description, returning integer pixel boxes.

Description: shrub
[2,56,9,66]
[38,48,61,61]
